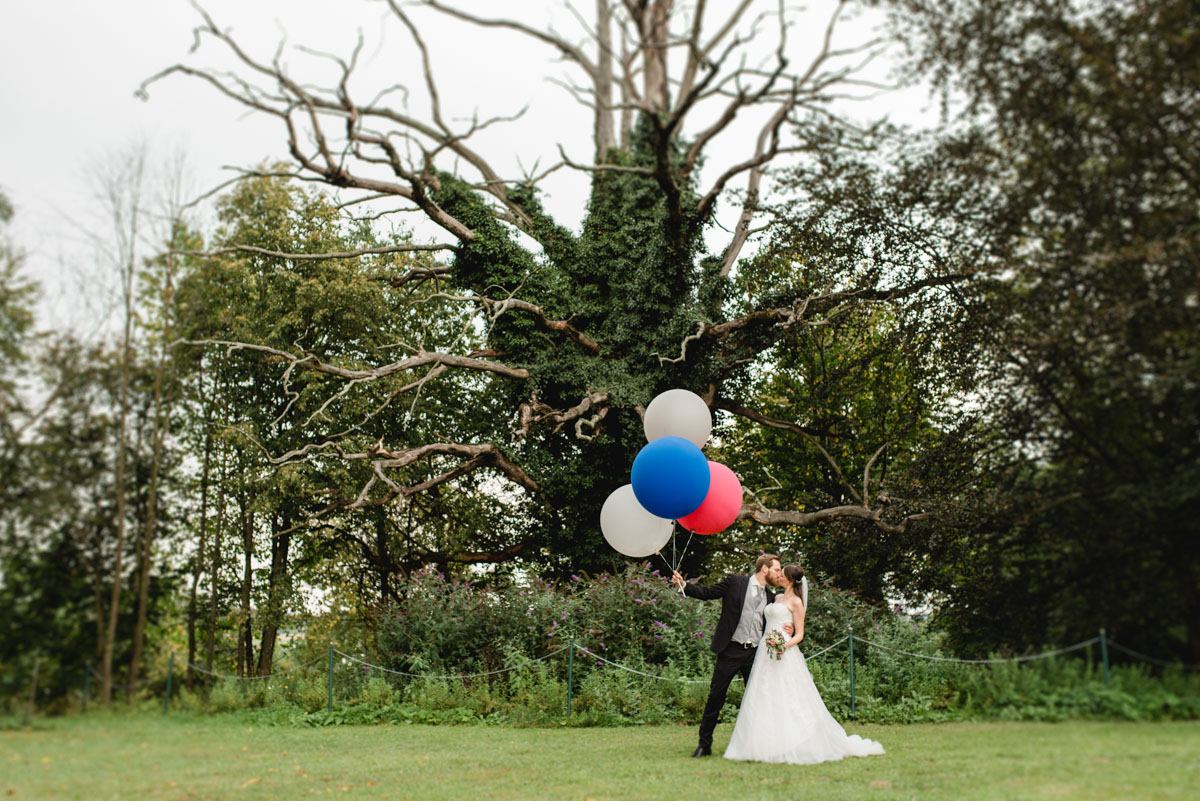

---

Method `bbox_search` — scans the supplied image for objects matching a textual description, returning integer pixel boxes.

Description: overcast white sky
[2,0,924,336]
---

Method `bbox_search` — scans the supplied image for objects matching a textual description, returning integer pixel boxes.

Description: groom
[672,553,787,757]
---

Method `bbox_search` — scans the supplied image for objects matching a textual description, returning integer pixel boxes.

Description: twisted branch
[739,502,930,535]
[183,339,530,381]
[517,391,611,438]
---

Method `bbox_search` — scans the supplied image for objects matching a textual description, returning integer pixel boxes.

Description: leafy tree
[0,191,34,372]
[0,189,37,501]
[877,0,1200,659]
[174,172,500,669]
[0,338,177,705]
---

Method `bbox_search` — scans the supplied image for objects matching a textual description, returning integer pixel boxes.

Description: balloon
[630,436,711,519]
[643,389,712,448]
[600,484,674,557]
[678,461,744,535]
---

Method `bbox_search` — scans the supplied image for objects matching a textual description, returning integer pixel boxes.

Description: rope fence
[183,654,329,681]
[574,645,708,684]
[852,636,1102,664]
[332,646,566,680]
[85,664,151,691]
[804,636,851,661]
[27,626,1198,721]
[571,635,847,687]
[1108,641,1200,670]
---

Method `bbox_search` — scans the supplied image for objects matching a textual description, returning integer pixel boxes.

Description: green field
[3,715,1197,800]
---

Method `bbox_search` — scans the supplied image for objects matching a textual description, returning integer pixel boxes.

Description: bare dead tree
[88,145,147,705]
[140,0,956,567]
[127,152,191,699]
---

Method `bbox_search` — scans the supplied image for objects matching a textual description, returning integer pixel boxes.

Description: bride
[723,564,885,765]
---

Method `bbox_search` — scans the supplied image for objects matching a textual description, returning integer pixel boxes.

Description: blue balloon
[631,436,711,519]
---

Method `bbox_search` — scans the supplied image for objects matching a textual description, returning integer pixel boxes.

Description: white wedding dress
[723,601,885,764]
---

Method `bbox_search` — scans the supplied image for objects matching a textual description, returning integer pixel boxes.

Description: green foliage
[500,662,567,725]
[871,0,1200,662]
[0,189,35,368]
[172,170,537,616]
[195,644,1200,727]
[180,568,1200,727]
[0,336,181,702]
[376,564,715,676]
[207,678,262,713]
[423,123,729,570]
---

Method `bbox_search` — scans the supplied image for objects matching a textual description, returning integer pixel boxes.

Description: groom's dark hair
[754,553,780,572]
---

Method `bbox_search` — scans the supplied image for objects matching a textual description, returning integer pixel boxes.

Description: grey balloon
[643,388,712,448]
[600,484,674,557]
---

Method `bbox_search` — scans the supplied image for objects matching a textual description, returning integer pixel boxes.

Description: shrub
[505,662,566,726]
[292,675,329,713]
[207,679,247,713]
[358,676,396,708]
[175,565,1200,728]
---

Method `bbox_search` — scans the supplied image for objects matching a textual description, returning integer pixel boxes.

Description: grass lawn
[3,714,1198,801]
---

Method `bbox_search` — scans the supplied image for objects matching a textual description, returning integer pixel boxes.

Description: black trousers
[697,642,756,749]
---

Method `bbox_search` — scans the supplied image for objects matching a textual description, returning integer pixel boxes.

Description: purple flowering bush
[376,564,718,676]
[375,566,565,674]
[568,566,706,665]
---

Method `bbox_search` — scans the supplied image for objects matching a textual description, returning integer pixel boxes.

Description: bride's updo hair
[783,564,805,597]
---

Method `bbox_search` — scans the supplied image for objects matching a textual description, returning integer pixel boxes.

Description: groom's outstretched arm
[673,572,734,601]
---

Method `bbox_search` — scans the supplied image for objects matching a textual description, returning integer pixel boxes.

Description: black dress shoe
[692,746,712,757]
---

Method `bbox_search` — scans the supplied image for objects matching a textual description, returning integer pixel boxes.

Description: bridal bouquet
[764,630,786,660]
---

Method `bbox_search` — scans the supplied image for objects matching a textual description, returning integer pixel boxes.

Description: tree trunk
[237,488,255,677]
[123,389,149,700]
[1187,573,1200,665]
[126,503,152,702]
[619,27,633,150]
[126,219,177,700]
[640,0,673,114]
[101,346,132,704]
[99,414,126,703]
[204,448,226,677]
[23,657,41,725]
[100,184,141,705]
[256,511,291,676]
[187,384,213,690]
[90,520,106,663]
[375,507,390,603]
[594,0,616,161]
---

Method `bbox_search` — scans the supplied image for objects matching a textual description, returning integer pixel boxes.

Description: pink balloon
[678,461,743,535]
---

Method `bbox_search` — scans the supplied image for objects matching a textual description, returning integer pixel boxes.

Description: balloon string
[655,551,674,574]
[676,530,694,572]
[671,525,677,574]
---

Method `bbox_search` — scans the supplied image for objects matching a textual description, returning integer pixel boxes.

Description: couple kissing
[672,554,884,765]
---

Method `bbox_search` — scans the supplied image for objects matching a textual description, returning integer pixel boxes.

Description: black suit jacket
[683,573,777,654]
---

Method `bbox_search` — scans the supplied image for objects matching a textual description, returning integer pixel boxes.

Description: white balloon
[643,389,713,448]
[600,484,674,558]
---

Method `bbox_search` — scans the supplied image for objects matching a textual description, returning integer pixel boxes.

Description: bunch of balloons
[600,389,744,558]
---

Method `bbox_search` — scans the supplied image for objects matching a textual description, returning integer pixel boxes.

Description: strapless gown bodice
[763,602,793,633]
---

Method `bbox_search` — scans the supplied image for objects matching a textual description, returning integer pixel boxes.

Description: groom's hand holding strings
[671,570,686,590]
